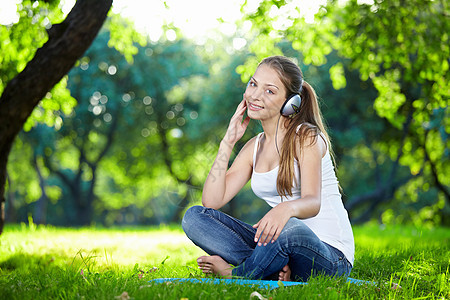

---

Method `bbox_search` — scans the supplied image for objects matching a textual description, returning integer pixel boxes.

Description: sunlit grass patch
[0,224,204,273]
[0,223,449,299]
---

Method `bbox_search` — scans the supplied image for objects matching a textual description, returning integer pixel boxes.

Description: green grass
[0,223,449,299]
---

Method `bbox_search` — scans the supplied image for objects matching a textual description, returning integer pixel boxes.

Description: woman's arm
[253,134,326,246]
[202,139,254,209]
[286,133,325,218]
[202,99,254,209]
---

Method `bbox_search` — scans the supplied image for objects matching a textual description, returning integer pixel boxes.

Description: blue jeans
[182,206,352,281]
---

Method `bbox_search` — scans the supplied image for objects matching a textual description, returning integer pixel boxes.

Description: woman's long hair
[258,56,335,198]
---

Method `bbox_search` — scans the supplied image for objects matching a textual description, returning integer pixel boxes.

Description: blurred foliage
[3,0,449,227]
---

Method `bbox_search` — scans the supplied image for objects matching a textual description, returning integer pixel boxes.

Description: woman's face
[243,64,287,121]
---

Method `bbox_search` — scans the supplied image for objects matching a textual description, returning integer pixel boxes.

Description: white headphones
[280,79,303,117]
[280,94,301,116]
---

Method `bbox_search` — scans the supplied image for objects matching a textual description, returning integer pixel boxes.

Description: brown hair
[258,56,334,198]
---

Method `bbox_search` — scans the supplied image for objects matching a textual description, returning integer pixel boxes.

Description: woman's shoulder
[234,134,261,161]
[295,123,323,138]
[241,133,261,152]
[295,122,316,132]
[294,123,327,157]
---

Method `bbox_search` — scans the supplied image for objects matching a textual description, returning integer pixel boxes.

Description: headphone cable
[275,114,281,156]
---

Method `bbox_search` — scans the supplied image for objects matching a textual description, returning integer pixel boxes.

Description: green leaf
[329,62,346,90]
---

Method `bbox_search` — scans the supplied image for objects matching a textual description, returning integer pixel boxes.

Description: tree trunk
[0,0,113,235]
[76,167,97,226]
[33,154,48,224]
[4,172,17,223]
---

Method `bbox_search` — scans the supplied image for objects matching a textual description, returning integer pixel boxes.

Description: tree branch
[0,0,113,140]
[350,172,420,224]
[32,153,48,224]
[42,152,74,194]
[421,130,450,202]
[347,109,413,213]
[93,108,120,166]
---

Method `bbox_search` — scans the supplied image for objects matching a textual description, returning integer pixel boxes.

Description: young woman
[182,56,354,282]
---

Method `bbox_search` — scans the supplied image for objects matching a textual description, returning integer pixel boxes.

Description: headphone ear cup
[280,94,301,116]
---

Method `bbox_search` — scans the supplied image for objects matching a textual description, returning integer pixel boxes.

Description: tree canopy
[1,0,448,230]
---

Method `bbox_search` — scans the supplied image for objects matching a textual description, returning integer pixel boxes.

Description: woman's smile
[248,102,264,111]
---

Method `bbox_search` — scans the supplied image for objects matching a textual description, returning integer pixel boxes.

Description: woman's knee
[282,218,306,231]
[279,218,315,240]
[182,205,203,234]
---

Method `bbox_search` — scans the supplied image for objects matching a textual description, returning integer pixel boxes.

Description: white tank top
[250,132,355,265]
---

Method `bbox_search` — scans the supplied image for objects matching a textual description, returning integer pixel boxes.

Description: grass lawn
[0,222,449,299]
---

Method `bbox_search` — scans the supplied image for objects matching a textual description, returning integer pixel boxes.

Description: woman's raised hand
[223,98,250,145]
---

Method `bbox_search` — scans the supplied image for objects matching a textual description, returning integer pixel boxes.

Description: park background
[0,0,448,299]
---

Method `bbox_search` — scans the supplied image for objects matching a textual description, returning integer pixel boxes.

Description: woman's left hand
[253,202,293,246]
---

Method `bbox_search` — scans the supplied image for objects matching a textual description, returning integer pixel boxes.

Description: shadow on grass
[0,253,62,271]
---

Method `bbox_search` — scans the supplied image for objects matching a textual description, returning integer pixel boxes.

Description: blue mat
[150,277,373,290]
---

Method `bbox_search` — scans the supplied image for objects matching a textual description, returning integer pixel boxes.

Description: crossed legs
[182,206,350,281]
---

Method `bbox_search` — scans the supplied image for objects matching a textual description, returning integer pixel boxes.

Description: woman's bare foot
[197,255,233,278]
[278,264,291,281]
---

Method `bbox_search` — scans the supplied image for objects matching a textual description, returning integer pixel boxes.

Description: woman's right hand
[223,98,250,145]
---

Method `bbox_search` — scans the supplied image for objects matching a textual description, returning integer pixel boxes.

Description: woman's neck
[261,115,288,142]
